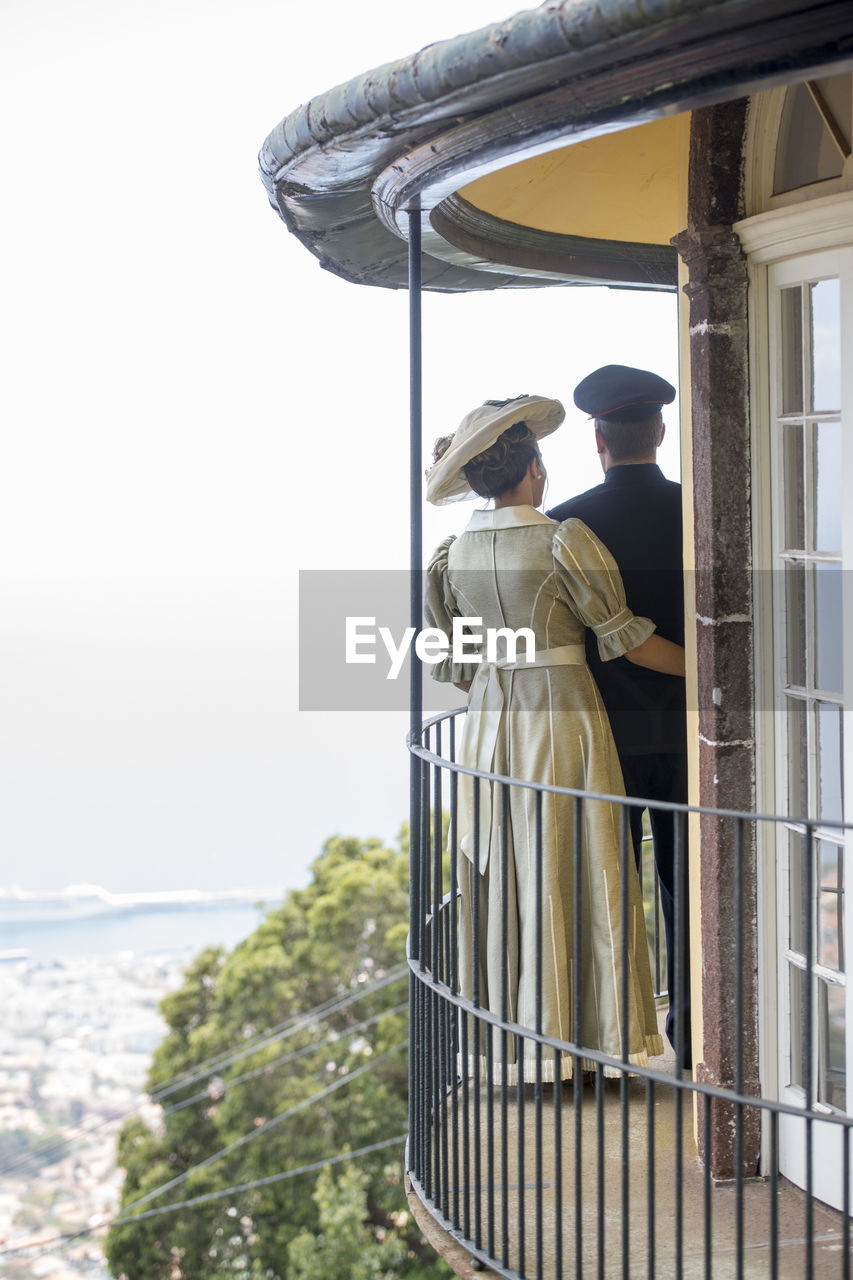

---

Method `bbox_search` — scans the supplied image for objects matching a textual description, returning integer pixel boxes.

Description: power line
[123,1040,407,1213]
[1,1133,408,1262]
[116,1132,408,1223]
[150,965,407,1103]
[0,967,407,1181]
[151,967,406,1101]
[0,1040,407,1261]
[163,999,409,1114]
[150,985,353,1099]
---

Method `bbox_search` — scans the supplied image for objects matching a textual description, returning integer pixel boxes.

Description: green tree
[287,1163,404,1280]
[105,830,450,1280]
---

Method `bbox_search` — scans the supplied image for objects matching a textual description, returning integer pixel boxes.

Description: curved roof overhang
[259,0,853,292]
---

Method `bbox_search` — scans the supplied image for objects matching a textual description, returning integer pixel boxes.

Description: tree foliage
[105,831,450,1280]
[287,1164,407,1280]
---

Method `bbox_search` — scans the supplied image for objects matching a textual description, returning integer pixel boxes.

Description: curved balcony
[405,707,853,1279]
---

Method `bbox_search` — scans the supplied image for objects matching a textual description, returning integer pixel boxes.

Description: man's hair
[595,411,663,462]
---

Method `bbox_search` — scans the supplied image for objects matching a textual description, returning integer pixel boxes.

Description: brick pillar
[672,101,760,1180]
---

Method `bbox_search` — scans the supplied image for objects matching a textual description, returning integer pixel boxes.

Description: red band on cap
[597,398,668,415]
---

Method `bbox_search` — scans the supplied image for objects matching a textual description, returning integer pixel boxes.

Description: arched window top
[774,74,852,196]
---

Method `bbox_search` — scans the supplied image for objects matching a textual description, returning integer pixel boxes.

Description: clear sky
[1,0,679,892]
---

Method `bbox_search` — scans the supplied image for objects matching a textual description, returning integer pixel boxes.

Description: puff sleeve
[424,536,479,685]
[552,518,655,660]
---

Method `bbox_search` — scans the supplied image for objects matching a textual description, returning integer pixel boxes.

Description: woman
[425,395,685,1081]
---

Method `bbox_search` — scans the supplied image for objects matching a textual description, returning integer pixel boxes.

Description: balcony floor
[407,1016,851,1278]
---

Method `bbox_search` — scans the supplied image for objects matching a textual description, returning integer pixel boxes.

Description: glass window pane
[780,287,804,414]
[818,981,846,1111]
[819,893,841,969]
[818,839,844,972]
[810,278,841,412]
[789,962,806,1089]
[815,563,843,694]
[789,829,807,954]
[787,696,809,819]
[815,420,843,551]
[774,82,845,194]
[783,424,805,549]
[819,838,844,891]
[818,702,844,824]
[785,561,807,687]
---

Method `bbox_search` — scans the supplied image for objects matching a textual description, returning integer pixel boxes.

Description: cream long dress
[425,506,663,1080]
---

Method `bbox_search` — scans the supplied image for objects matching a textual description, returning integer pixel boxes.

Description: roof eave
[260,0,853,292]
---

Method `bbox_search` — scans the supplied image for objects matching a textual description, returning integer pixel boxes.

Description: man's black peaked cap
[573,364,676,422]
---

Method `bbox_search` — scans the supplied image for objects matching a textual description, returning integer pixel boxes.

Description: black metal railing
[406,706,852,1280]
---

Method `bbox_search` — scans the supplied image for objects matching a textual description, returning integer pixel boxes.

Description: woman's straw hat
[425,394,565,505]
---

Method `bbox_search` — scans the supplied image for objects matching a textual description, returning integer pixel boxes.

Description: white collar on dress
[464,505,556,532]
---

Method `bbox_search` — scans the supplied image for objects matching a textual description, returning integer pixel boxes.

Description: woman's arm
[624,633,685,677]
[424,535,477,686]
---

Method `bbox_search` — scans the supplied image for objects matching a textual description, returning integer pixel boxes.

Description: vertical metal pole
[449,717,460,1230]
[473,780,483,1252]
[842,1121,850,1280]
[408,206,423,794]
[408,207,423,1186]
[534,788,544,1280]
[674,809,685,1280]
[574,795,584,1280]
[734,816,744,1280]
[434,746,447,1216]
[422,756,433,1195]
[517,1028,526,1278]
[770,1109,779,1280]
[620,805,630,1280]
[554,1042,563,1279]
[494,783,507,1264]
[804,822,815,1280]
[596,1063,605,1280]
[704,1092,713,1280]
[647,1077,656,1280]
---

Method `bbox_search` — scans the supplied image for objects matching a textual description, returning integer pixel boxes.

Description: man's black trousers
[619,751,692,1069]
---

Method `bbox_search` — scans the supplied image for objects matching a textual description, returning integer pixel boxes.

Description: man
[547,364,691,1069]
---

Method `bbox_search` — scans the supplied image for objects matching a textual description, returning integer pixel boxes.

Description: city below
[0,893,280,1278]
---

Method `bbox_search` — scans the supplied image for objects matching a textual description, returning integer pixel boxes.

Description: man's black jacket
[547,463,686,757]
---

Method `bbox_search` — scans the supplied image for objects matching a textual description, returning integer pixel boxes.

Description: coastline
[0,888,281,965]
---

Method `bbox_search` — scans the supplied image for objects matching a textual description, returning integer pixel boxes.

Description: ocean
[0,885,283,964]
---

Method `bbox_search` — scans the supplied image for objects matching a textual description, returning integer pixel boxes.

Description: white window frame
[737,195,853,1209]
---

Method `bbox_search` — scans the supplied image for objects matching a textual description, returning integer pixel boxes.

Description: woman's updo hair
[463,409,540,499]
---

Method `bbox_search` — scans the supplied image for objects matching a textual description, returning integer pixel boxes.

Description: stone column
[672,100,761,1180]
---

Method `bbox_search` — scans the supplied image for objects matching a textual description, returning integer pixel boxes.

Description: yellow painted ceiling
[459,113,690,243]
